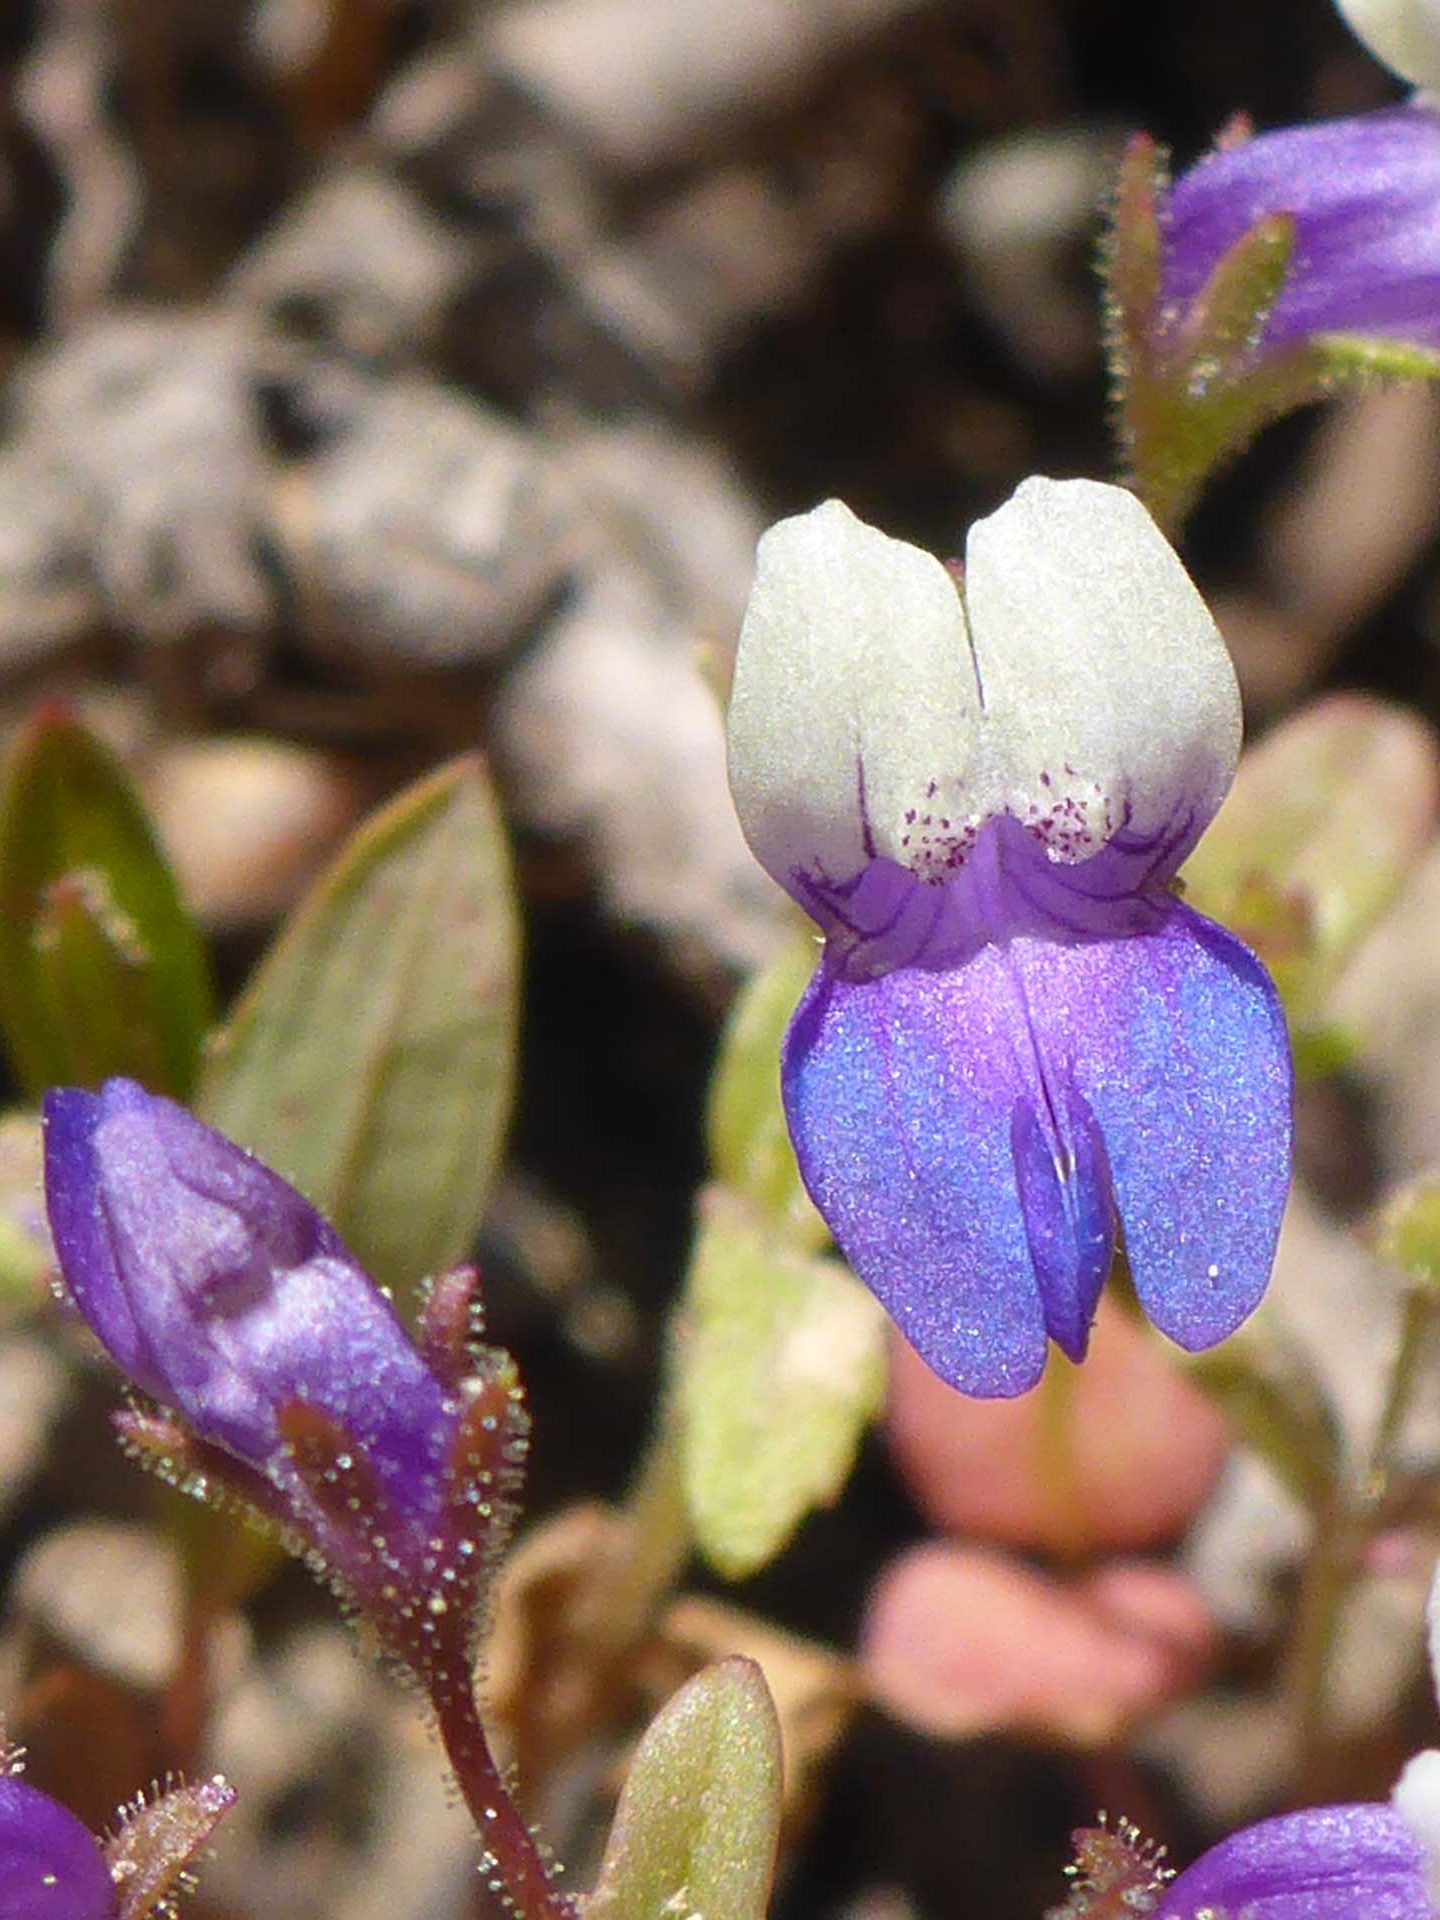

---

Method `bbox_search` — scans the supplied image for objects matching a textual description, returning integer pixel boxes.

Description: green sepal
[1101,131,1166,376]
[586,1658,782,1920]
[1308,333,1440,383]
[104,1774,236,1920]
[677,1186,886,1581]
[198,755,519,1302]
[0,706,212,1098]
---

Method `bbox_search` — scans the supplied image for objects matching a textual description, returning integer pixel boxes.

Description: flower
[1159,1804,1432,1919]
[1153,0,1440,368]
[0,1777,116,1920]
[1161,106,1440,357]
[42,1078,524,1656]
[1147,1557,1440,1919]
[726,477,1291,1396]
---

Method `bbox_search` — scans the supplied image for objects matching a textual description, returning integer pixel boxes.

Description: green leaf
[678,1186,886,1580]
[1378,1175,1440,1289]
[707,930,826,1250]
[0,706,213,1097]
[0,1113,50,1317]
[197,755,519,1300]
[1182,693,1438,1064]
[1182,1319,1341,1514]
[587,1658,781,1920]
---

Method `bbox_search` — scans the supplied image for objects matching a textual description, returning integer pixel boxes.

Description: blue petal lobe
[783,945,1109,1396]
[1162,1804,1432,1920]
[1012,901,1291,1352]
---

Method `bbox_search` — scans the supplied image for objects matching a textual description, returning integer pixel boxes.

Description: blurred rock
[204,1623,476,1920]
[277,374,571,665]
[17,0,139,324]
[228,163,473,361]
[0,1338,70,1520]
[938,126,1111,380]
[485,0,927,176]
[12,312,275,640]
[11,1522,182,1690]
[0,451,99,669]
[494,561,786,969]
[142,735,369,928]
[495,421,789,967]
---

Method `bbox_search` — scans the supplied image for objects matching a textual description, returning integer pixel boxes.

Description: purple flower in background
[0,1776,116,1920]
[726,478,1291,1396]
[1158,0,1440,365]
[1157,1804,1433,1918]
[44,1077,453,1508]
[1162,105,1440,356]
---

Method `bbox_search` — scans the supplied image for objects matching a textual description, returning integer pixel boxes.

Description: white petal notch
[727,476,1241,909]
[727,498,981,894]
[1334,0,1440,93]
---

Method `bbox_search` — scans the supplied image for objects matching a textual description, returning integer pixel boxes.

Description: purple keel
[0,1779,116,1920]
[1161,1804,1433,1919]
[782,900,1290,1395]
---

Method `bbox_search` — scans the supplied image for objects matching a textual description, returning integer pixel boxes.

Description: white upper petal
[961,476,1239,867]
[726,478,1239,907]
[1335,0,1440,92]
[727,497,982,893]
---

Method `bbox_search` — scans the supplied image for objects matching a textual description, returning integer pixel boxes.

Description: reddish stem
[427,1631,572,1920]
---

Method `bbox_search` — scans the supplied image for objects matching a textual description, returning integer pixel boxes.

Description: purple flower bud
[1162,106,1440,355]
[43,1079,461,1565]
[0,1777,116,1920]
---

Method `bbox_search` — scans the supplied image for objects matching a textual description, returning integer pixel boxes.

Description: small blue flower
[1162,106,1440,357]
[1156,0,1440,369]
[1159,1803,1433,1919]
[726,478,1292,1396]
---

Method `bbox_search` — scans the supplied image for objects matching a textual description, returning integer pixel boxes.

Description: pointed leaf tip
[588,1658,782,1920]
[197,755,520,1300]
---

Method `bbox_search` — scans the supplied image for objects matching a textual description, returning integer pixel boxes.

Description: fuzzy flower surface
[42,1079,465,1582]
[726,477,1291,1396]
[0,1778,116,1920]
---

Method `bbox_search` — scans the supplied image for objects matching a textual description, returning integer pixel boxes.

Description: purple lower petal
[783,944,1110,1396]
[1013,902,1291,1354]
[782,899,1289,1394]
[0,1779,116,1920]
[1163,106,1440,351]
[1162,1804,1432,1920]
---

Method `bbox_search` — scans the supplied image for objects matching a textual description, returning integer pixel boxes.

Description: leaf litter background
[1,1,1439,1917]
